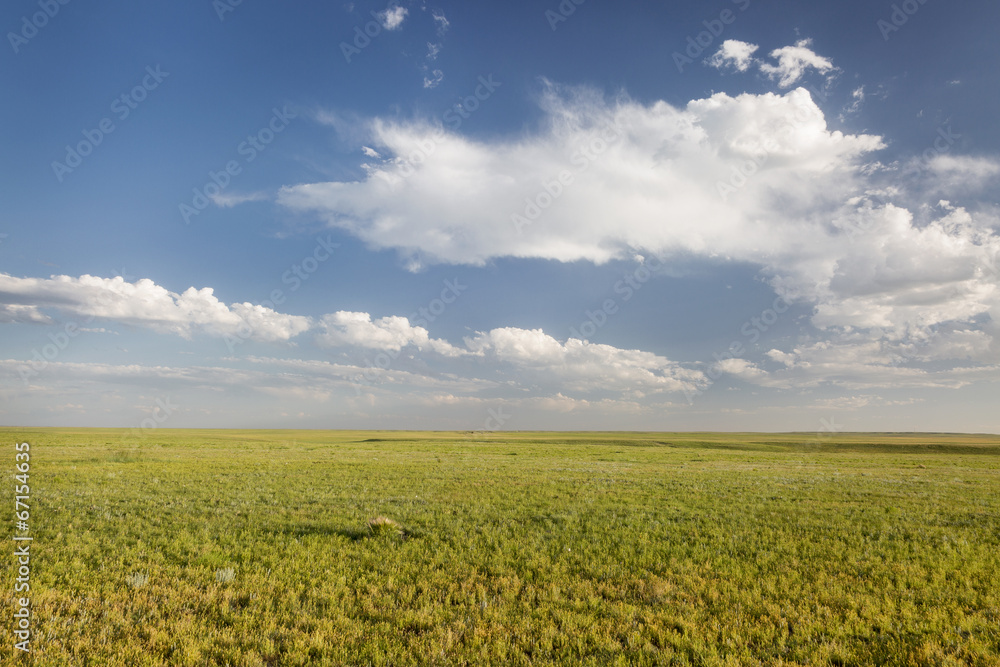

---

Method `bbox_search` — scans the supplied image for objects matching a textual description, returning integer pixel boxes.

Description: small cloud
[759,39,836,88]
[378,5,408,31]
[421,12,448,84]
[859,161,892,176]
[713,357,767,380]
[431,9,449,35]
[0,303,52,324]
[361,146,381,158]
[707,39,759,72]
[317,311,465,356]
[926,155,1000,190]
[423,69,444,89]
[838,86,866,122]
[209,191,269,208]
[845,86,865,114]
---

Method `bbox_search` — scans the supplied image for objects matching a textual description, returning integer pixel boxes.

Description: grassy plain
[2,428,999,665]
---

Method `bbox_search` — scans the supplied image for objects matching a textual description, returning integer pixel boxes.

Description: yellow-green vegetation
[2,428,1000,666]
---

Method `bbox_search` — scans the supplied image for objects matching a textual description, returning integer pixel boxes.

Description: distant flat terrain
[2,428,999,665]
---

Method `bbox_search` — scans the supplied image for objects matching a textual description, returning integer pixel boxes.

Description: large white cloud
[278,83,883,270]
[788,201,1000,335]
[277,79,1000,352]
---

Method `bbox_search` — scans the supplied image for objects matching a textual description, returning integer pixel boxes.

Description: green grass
[2,428,1000,665]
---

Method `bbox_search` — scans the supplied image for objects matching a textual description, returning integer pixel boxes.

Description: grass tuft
[366,515,404,539]
[215,568,236,584]
[124,572,149,589]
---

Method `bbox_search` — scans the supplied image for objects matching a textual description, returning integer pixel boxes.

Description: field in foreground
[2,429,999,666]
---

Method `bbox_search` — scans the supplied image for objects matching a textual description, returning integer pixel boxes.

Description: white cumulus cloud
[465,327,706,394]
[316,311,464,356]
[377,5,407,30]
[759,39,836,88]
[707,39,759,72]
[277,80,1000,354]
[278,83,883,269]
[0,273,312,342]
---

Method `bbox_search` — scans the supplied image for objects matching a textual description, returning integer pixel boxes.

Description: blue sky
[2,0,999,432]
